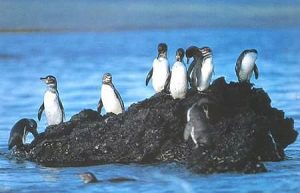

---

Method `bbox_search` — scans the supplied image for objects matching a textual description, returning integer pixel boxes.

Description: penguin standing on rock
[38,75,65,126]
[184,97,214,148]
[8,118,38,150]
[235,49,259,83]
[164,48,188,99]
[186,46,204,91]
[198,46,214,91]
[98,73,125,115]
[146,43,170,93]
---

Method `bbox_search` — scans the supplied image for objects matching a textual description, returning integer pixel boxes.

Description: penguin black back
[8,118,38,150]
[186,46,204,88]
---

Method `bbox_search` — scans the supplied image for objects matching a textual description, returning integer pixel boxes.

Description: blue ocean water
[0,29,299,193]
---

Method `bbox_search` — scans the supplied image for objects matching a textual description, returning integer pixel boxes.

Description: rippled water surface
[0,29,299,193]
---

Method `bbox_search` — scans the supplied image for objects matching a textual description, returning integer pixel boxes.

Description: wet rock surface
[21,77,297,173]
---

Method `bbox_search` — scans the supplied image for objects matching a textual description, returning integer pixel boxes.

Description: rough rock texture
[23,77,297,173]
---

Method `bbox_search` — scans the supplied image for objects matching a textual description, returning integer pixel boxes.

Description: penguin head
[194,97,216,120]
[157,43,168,59]
[242,49,258,57]
[247,49,258,54]
[102,73,112,84]
[199,47,212,58]
[79,172,98,183]
[40,75,57,89]
[176,48,185,62]
[26,119,38,138]
[185,46,202,64]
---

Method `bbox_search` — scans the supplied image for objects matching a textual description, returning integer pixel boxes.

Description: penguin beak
[40,77,47,83]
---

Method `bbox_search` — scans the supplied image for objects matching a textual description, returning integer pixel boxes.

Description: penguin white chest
[239,53,257,81]
[152,58,169,93]
[101,84,123,114]
[198,58,214,91]
[44,91,62,125]
[170,62,187,99]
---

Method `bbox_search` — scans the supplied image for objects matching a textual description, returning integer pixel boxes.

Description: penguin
[186,46,204,91]
[164,48,188,99]
[38,75,65,126]
[146,43,170,93]
[184,97,214,148]
[79,172,136,184]
[197,46,214,91]
[97,73,125,115]
[235,49,259,83]
[8,118,38,150]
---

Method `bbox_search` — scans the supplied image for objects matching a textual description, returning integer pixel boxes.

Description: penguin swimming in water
[8,118,38,150]
[184,97,214,148]
[164,48,188,99]
[197,46,214,91]
[79,172,136,184]
[97,73,125,115]
[235,49,259,83]
[146,43,170,93]
[186,46,204,91]
[38,75,65,126]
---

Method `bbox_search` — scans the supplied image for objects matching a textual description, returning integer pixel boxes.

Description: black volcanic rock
[23,77,297,173]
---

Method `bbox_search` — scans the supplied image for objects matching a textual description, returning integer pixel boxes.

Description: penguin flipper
[184,123,193,141]
[163,72,171,92]
[254,64,259,79]
[235,61,241,82]
[38,103,44,121]
[58,96,65,120]
[145,68,153,86]
[112,84,125,112]
[97,98,103,113]
[187,74,192,86]
[236,51,245,82]
[187,60,196,79]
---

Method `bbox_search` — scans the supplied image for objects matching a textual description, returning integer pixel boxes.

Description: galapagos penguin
[8,118,38,150]
[79,172,136,184]
[165,48,188,99]
[197,46,214,91]
[184,97,214,148]
[97,73,125,115]
[235,49,259,83]
[38,75,65,126]
[186,46,204,91]
[146,43,170,93]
